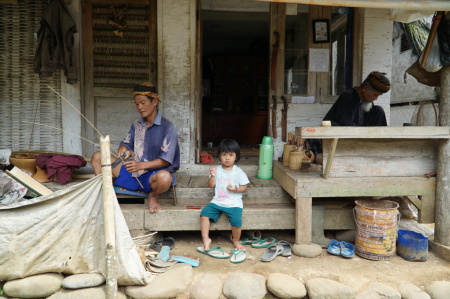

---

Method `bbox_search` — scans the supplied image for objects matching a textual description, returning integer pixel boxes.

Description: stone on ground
[47,286,127,299]
[356,282,401,299]
[223,272,266,299]
[425,281,450,299]
[267,273,307,299]
[306,277,355,299]
[292,243,322,258]
[62,273,105,289]
[125,263,193,299]
[3,273,63,298]
[398,283,431,299]
[189,273,222,299]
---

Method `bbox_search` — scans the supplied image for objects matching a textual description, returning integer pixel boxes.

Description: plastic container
[257,136,274,179]
[354,199,399,260]
[397,229,428,262]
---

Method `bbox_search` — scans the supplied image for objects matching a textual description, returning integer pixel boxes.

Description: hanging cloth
[33,0,78,84]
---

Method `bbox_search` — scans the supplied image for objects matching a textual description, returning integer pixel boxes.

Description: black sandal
[150,237,175,252]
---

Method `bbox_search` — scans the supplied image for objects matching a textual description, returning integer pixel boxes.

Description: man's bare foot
[148,195,163,213]
[203,238,212,251]
[233,240,245,251]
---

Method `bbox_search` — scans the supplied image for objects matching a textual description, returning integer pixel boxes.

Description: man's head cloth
[366,72,391,93]
[133,82,160,103]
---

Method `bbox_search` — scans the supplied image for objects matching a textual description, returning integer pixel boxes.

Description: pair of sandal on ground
[196,246,247,263]
[327,240,355,258]
[147,239,200,271]
[242,237,292,262]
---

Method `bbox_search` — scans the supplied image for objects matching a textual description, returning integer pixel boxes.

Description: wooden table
[274,126,450,245]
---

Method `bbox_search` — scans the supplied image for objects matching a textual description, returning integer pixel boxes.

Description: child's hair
[217,139,241,162]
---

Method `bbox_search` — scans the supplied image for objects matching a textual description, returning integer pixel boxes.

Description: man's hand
[124,160,141,173]
[118,146,133,159]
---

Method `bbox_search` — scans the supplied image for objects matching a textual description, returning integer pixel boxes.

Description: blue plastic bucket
[397,229,428,262]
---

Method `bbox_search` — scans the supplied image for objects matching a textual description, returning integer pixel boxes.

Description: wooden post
[295,197,312,244]
[100,136,118,298]
[436,66,450,246]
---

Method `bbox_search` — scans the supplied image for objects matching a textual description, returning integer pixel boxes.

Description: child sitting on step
[200,139,250,253]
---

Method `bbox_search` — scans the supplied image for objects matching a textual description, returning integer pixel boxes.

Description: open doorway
[201,9,270,157]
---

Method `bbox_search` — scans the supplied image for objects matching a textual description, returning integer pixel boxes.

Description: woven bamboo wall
[0,0,63,152]
[92,4,151,88]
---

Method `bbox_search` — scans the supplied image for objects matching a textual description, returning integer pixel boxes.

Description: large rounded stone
[356,282,400,299]
[398,283,431,299]
[47,286,127,299]
[425,281,450,299]
[4,273,63,298]
[306,277,355,299]
[292,243,322,258]
[62,273,105,289]
[223,272,266,299]
[125,263,193,299]
[267,273,307,299]
[190,273,222,299]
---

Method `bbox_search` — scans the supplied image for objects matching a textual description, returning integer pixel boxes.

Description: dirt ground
[151,229,450,297]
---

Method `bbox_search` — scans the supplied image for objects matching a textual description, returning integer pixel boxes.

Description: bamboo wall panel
[91,4,151,88]
[0,0,63,151]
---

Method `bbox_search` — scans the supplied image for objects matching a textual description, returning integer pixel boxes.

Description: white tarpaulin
[0,175,150,286]
[255,0,450,10]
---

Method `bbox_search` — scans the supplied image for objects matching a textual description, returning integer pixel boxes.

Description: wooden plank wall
[322,138,438,177]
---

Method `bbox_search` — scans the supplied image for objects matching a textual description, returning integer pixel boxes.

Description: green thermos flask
[257,136,274,179]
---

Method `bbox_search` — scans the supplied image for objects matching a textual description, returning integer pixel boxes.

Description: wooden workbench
[274,126,450,245]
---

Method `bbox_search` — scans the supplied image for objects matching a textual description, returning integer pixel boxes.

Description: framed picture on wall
[312,19,330,43]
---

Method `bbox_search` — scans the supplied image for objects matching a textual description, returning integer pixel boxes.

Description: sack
[419,35,442,72]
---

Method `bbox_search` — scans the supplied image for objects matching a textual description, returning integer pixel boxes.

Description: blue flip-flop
[171,256,200,267]
[157,245,171,262]
[251,237,277,248]
[327,240,341,256]
[340,241,355,258]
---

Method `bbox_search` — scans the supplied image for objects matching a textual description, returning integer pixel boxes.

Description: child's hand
[227,184,238,191]
[209,166,216,177]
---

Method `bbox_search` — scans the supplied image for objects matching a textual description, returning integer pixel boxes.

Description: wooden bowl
[9,157,37,176]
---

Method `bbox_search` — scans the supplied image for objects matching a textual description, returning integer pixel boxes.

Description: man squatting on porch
[91,82,180,213]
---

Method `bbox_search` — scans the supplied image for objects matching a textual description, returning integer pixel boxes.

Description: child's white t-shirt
[210,165,250,208]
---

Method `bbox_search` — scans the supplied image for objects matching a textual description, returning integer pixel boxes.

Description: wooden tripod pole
[100,135,118,298]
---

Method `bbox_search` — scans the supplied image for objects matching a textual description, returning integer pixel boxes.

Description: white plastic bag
[419,36,443,72]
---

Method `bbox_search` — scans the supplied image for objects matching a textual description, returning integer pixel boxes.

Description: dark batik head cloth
[133,82,160,103]
[367,71,391,93]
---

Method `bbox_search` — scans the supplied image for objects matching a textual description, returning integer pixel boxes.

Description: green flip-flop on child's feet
[197,246,230,259]
[230,249,246,263]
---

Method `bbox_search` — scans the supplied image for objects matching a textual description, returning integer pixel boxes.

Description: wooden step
[120,203,355,231]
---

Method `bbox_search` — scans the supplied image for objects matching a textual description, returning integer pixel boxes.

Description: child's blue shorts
[114,165,160,194]
[200,203,243,227]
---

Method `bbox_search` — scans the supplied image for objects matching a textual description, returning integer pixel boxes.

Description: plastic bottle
[257,136,274,179]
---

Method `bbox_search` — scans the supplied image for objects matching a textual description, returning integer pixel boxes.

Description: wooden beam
[296,126,450,139]
[295,197,312,245]
[100,136,118,298]
[323,138,337,179]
